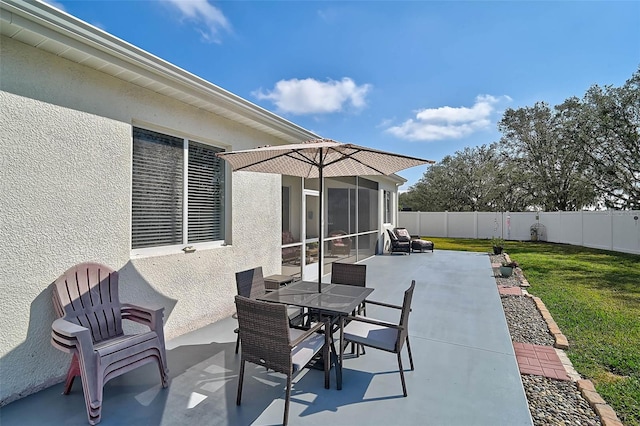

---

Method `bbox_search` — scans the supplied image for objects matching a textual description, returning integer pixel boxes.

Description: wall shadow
[0,261,177,410]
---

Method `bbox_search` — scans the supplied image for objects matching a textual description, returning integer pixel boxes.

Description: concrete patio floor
[0,250,533,425]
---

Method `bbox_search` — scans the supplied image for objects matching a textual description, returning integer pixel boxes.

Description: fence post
[610,211,614,251]
[444,211,449,238]
[474,211,478,239]
[580,211,584,246]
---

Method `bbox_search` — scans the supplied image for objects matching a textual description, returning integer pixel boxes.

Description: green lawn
[426,237,640,425]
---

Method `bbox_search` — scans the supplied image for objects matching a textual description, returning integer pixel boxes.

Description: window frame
[130,126,226,259]
[282,185,291,233]
[383,190,392,224]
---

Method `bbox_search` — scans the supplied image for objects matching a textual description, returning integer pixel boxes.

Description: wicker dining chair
[330,262,367,315]
[342,280,415,397]
[330,262,366,286]
[330,262,368,355]
[235,296,329,426]
[234,267,302,353]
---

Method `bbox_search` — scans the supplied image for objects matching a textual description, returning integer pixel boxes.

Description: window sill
[130,241,229,259]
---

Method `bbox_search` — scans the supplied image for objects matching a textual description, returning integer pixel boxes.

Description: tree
[498,101,596,211]
[492,151,535,211]
[402,67,639,212]
[581,67,640,209]
[399,144,533,212]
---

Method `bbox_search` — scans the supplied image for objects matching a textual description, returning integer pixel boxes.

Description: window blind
[188,141,225,243]
[132,128,184,249]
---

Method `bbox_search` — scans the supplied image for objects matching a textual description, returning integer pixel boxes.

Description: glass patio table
[257,280,373,390]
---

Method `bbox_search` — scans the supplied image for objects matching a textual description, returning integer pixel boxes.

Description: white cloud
[166,0,230,43]
[386,95,512,141]
[317,8,340,23]
[41,0,66,11]
[253,77,372,115]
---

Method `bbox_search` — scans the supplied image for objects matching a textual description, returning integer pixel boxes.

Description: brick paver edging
[577,379,624,426]
[526,294,569,350]
[501,253,568,350]
[501,252,624,426]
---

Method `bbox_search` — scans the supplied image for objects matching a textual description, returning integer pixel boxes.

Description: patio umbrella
[216,138,434,292]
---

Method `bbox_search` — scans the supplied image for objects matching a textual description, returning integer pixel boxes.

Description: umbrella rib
[341,144,431,162]
[232,151,289,171]
[285,150,321,167]
[232,149,318,172]
[323,147,387,175]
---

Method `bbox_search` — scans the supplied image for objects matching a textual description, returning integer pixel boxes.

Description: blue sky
[46,0,639,189]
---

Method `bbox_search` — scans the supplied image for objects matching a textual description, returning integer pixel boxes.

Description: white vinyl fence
[398,210,640,255]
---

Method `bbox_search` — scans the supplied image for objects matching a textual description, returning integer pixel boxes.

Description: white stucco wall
[0,35,283,404]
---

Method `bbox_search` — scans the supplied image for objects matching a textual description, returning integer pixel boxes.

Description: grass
[426,237,640,425]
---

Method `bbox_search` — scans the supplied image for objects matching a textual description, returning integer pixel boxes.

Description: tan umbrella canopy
[217,138,434,291]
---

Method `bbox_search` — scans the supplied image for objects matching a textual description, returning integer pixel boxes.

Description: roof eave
[0,0,320,144]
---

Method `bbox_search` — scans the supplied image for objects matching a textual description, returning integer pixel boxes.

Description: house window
[131,127,225,250]
[383,190,392,224]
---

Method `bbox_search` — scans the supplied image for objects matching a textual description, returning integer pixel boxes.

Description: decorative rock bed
[501,295,555,346]
[522,375,602,426]
[490,253,612,426]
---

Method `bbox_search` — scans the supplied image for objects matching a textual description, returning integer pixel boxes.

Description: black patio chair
[343,280,416,397]
[387,228,411,255]
[235,296,329,426]
[234,267,302,353]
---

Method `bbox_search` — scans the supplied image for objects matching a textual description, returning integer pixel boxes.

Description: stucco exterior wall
[1,36,282,404]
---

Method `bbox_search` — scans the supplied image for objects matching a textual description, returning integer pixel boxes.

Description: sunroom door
[302,189,320,281]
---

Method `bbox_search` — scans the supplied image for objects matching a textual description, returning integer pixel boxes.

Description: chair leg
[236,359,245,405]
[349,307,366,357]
[406,336,414,371]
[78,361,102,425]
[234,327,241,354]
[159,353,170,388]
[359,305,366,356]
[397,353,407,397]
[151,346,170,388]
[330,339,340,387]
[324,324,330,389]
[283,374,292,426]
[63,354,81,394]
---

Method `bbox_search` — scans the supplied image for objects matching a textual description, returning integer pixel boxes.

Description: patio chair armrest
[290,321,325,347]
[52,317,88,336]
[345,315,404,331]
[364,299,403,310]
[121,303,165,332]
[51,318,93,354]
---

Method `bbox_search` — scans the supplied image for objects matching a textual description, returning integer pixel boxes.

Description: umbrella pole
[318,165,323,293]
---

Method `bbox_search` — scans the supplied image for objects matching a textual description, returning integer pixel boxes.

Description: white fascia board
[381,174,408,185]
[354,174,407,186]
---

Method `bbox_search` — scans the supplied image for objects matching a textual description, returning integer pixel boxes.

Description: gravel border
[490,253,522,287]
[491,252,604,426]
[501,295,555,346]
[522,375,602,426]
